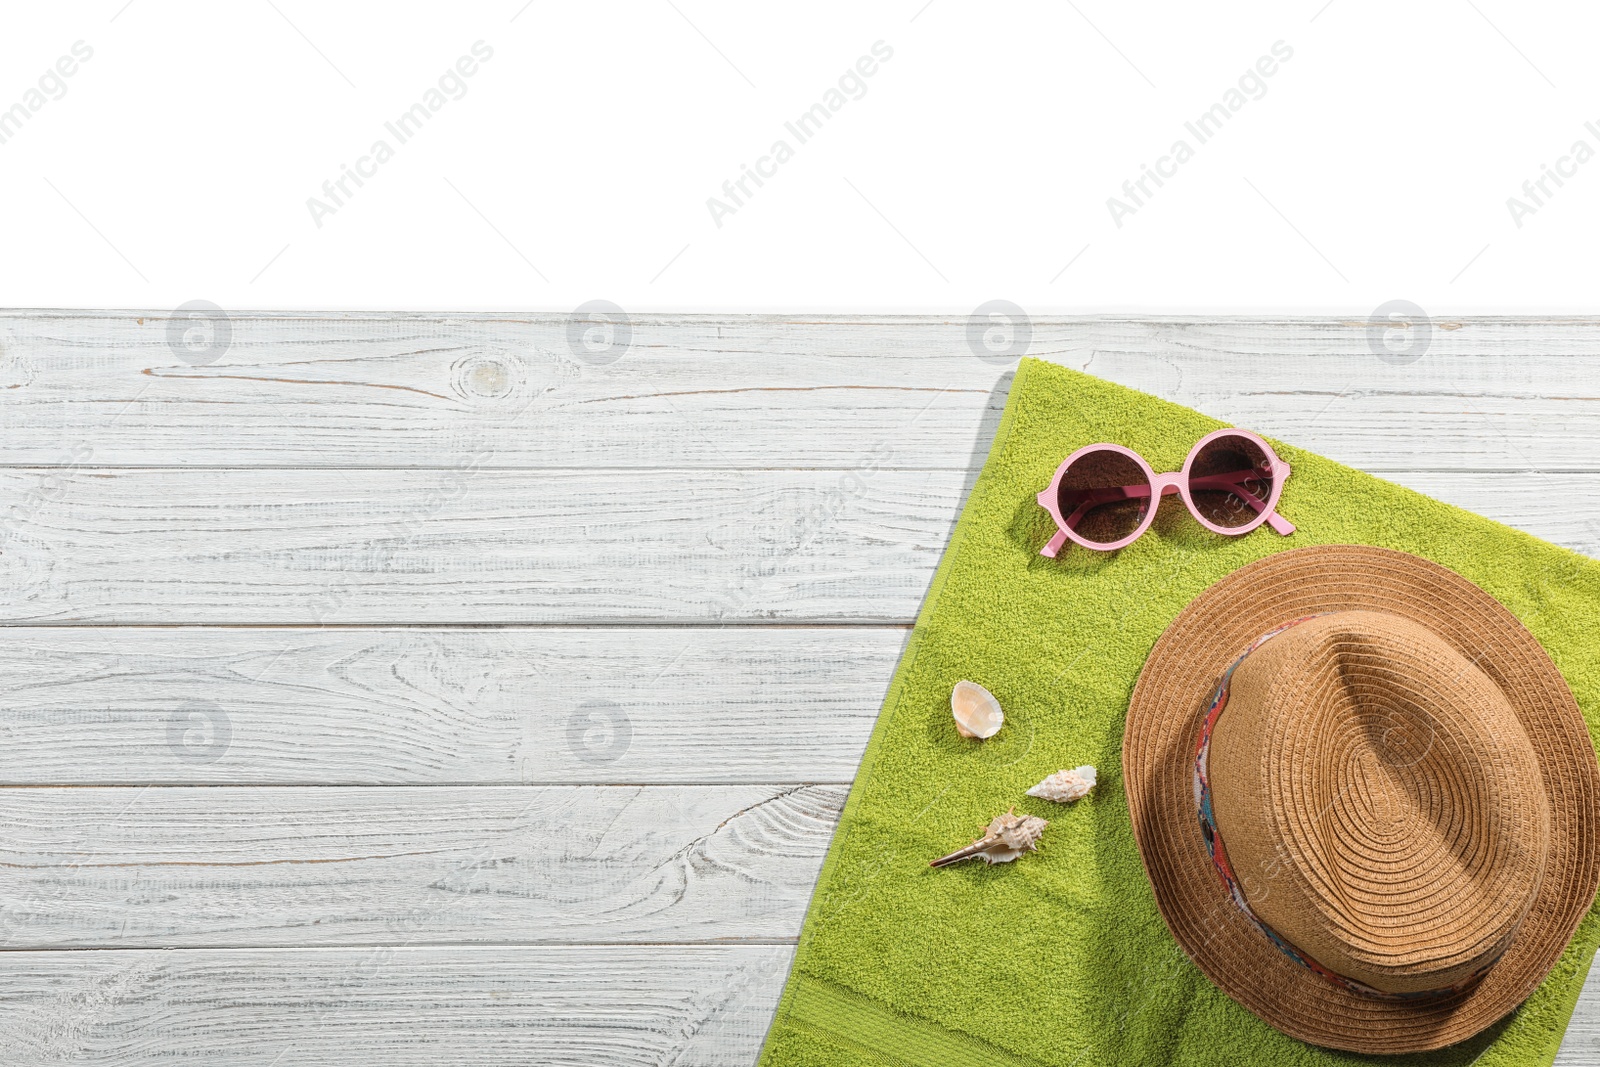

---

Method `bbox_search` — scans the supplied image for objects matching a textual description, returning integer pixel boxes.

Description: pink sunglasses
[1036,428,1295,556]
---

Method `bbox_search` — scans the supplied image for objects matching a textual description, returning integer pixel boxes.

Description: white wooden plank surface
[0,627,896,785]
[1,314,1598,1064]
[0,468,1595,625]
[1562,969,1600,1067]
[3,312,1600,472]
[0,468,960,624]
[0,945,792,1067]
[0,784,844,949]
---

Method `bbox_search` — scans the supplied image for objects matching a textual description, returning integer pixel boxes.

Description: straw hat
[1123,545,1600,1053]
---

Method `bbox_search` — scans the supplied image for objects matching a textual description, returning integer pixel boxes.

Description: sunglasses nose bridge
[1150,472,1185,495]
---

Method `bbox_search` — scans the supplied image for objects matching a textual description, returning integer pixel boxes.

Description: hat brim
[1123,544,1600,1054]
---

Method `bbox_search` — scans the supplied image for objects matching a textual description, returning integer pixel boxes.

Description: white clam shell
[1026,765,1097,803]
[950,679,1004,739]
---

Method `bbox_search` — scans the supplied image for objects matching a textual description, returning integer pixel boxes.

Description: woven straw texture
[1210,610,1549,995]
[1128,552,1599,1052]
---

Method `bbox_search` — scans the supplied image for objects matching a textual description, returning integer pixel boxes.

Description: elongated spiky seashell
[930,807,1047,868]
[1026,765,1097,804]
[951,680,1003,740]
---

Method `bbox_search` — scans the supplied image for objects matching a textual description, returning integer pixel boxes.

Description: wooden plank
[0,944,791,1066]
[0,467,1594,625]
[1,311,1002,470]
[0,627,897,785]
[4,312,1600,471]
[1558,961,1600,1066]
[0,467,961,624]
[0,784,845,949]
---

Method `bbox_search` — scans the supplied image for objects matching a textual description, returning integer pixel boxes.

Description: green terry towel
[757,357,1600,1067]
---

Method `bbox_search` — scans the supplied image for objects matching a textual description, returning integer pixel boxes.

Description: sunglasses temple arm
[1048,482,1167,552]
[1071,484,1156,507]
[1061,482,1155,526]
[1226,478,1295,534]
[1196,474,1296,536]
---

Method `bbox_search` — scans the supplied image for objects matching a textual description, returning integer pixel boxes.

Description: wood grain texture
[0,945,792,1066]
[2,314,1599,1063]
[1559,963,1600,1066]
[0,784,844,949]
[0,466,957,624]
[4,312,1600,471]
[0,627,896,785]
[0,468,1595,625]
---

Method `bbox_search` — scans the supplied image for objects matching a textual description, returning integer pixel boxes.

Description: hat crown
[1208,611,1550,994]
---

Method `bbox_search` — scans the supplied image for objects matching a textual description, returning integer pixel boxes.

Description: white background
[1,1,1595,314]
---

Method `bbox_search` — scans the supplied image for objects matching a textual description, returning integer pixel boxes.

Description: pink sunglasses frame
[1035,427,1295,557]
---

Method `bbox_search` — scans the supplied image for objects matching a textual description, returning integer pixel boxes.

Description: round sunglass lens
[1189,434,1275,529]
[1057,450,1152,545]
